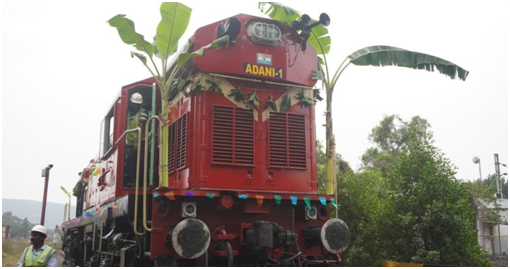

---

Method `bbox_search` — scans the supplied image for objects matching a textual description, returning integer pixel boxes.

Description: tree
[379,130,489,266]
[21,218,31,237]
[108,3,229,187]
[466,174,506,230]
[362,115,431,176]
[258,3,469,203]
[472,174,508,199]
[316,118,490,266]
[2,212,36,238]
[336,169,389,266]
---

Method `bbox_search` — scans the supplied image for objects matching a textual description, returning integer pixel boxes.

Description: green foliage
[205,79,223,95]
[316,117,490,266]
[362,115,431,175]
[259,2,470,200]
[169,78,189,98]
[369,115,431,155]
[191,76,204,96]
[336,169,388,266]
[72,180,82,197]
[228,87,245,103]
[2,212,36,238]
[246,90,260,109]
[380,131,489,266]
[264,95,278,111]
[177,35,229,67]
[258,3,330,55]
[155,3,191,59]
[470,174,508,199]
[108,15,154,57]
[258,2,299,26]
[349,46,469,81]
[294,90,314,107]
[60,186,70,198]
[280,94,291,111]
[465,176,506,226]
[313,88,323,102]
[109,3,229,98]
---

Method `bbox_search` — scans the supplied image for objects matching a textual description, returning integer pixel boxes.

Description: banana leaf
[108,15,154,57]
[156,2,192,59]
[259,3,331,55]
[348,45,469,80]
[61,186,70,198]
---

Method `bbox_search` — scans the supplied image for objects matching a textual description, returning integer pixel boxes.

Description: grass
[2,238,30,267]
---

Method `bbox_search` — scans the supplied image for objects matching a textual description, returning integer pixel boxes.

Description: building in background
[2,226,11,240]
[476,198,508,255]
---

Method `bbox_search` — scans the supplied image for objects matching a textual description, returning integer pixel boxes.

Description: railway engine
[62,13,350,267]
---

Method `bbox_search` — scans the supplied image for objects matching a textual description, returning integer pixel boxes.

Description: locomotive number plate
[244,63,284,79]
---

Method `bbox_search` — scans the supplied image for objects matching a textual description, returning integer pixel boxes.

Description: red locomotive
[62,13,350,267]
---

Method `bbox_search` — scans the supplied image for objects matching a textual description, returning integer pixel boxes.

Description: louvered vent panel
[176,114,187,169]
[269,112,288,166]
[288,114,306,168]
[269,112,306,169]
[213,106,254,165]
[168,123,176,172]
[213,106,234,163]
[168,114,187,173]
[234,108,254,164]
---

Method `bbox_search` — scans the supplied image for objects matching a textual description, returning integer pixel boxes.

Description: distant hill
[2,199,76,232]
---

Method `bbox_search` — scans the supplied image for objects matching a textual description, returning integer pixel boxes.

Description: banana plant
[108,3,229,187]
[258,3,469,209]
[60,186,71,221]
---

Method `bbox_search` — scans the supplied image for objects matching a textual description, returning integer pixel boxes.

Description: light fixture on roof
[247,21,282,46]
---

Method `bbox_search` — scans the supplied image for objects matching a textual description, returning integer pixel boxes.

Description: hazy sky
[2,1,508,207]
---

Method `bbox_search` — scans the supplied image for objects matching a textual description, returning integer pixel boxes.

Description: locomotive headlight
[247,21,281,46]
[305,206,318,220]
[182,202,197,218]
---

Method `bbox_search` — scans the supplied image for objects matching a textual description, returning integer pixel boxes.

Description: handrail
[115,127,144,236]
[142,115,163,232]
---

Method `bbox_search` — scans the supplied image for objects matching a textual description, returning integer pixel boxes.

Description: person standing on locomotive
[17,225,57,267]
[124,92,148,187]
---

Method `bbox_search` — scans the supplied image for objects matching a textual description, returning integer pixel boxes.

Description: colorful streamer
[185,191,193,197]
[206,193,215,199]
[256,195,264,207]
[331,198,339,209]
[239,194,248,199]
[303,197,312,210]
[154,196,163,204]
[290,196,297,205]
[274,195,282,207]
[319,197,327,205]
[165,191,175,200]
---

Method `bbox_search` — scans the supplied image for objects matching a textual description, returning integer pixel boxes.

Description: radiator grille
[168,123,176,172]
[176,114,187,169]
[213,106,254,165]
[168,114,187,173]
[269,112,306,168]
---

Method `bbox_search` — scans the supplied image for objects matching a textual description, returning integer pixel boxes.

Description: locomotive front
[148,13,350,266]
[62,13,350,267]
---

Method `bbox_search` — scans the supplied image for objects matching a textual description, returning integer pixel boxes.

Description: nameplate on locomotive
[243,63,284,79]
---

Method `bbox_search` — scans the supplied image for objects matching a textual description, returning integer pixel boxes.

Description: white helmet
[130,93,143,104]
[31,225,47,236]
